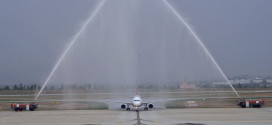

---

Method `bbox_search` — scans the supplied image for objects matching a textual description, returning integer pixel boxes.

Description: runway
[1,108,272,125]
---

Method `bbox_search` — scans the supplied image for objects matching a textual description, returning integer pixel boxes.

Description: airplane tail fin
[136,82,138,95]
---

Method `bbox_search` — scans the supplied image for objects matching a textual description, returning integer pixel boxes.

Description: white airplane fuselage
[132,95,142,109]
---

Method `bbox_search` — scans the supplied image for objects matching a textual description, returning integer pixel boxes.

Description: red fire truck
[11,103,38,111]
[237,99,264,108]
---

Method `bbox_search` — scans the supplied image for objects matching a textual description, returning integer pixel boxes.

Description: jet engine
[121,104,126,109]
[148,104,153,108]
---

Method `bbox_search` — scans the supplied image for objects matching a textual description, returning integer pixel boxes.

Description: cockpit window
[134,100,140,101]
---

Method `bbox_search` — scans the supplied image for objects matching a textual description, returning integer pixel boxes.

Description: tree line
[0,83,40,91]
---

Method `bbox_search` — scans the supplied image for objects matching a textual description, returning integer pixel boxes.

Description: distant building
[251,78,264,83]
[231,79,251,84]
[212,81,228,85]
[213,79,251,85]
[266,79,272,83]
[180,79,196,89]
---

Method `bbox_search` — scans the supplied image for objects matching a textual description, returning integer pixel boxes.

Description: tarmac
[0,108,272,125]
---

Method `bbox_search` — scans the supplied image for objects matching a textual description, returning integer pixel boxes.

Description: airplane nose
[133,102,141,106]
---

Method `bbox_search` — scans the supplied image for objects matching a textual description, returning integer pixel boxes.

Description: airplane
[120,89,153,111]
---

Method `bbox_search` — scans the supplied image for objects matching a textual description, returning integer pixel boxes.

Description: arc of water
[35,0,106,100]
[162,0,241,99]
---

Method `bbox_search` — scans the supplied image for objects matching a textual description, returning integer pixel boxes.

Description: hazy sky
[0,0,271,84]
